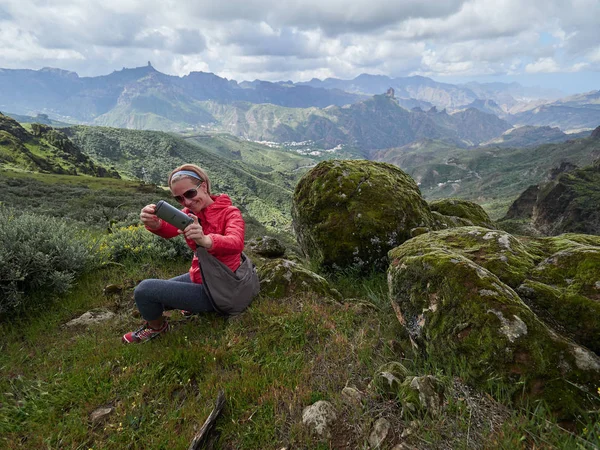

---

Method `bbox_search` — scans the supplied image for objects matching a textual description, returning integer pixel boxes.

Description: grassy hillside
[374,136,600,219]
[1,240,597,448]
[0,169,164,229]
[2,122,599,449]
[0,114,119,178]
[4,112,73,127]
[64,126,304,231]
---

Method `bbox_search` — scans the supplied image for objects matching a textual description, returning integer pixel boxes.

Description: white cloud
[525,57,562,73]
[525,57,591,73]
[0,0,598,88]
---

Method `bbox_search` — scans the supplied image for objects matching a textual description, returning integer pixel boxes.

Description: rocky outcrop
[501,159,600,236]
[0,113,30,141]
[532,161,600,235]
[503,185,539,220]
[387,227,600,417]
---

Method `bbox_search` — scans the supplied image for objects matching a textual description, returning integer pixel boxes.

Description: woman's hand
[140,204,161,230]
[180,215,213,248]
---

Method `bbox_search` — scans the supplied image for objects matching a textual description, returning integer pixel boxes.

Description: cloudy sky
[0,0,598,93]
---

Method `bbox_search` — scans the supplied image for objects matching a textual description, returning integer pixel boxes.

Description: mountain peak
[355,73,390,81]
[39,67,79,78]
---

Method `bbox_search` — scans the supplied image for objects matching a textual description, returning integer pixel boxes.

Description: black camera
[154,200,194,230]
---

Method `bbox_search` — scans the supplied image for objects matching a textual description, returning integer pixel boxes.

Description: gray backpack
[195,247,260,316]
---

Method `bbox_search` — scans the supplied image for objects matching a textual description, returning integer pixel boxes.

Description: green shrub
[0,207,92,315]
[97,224,191,263]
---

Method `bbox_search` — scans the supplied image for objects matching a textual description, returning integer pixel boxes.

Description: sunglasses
[173,182,203,203]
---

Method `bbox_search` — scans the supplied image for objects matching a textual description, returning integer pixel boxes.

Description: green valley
[374,133,600,219]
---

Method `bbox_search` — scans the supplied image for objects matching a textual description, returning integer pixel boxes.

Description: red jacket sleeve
[207,208,245,256]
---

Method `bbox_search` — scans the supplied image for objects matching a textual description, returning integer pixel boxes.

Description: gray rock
[392,444,417,450]
[89,406,114,424]
[341,386,363,406]
[368,417,391,449]
[65,309,115,327]
[302,400,337,437]
[247,236,286,257]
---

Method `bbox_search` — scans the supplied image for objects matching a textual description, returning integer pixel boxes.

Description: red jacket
[147,194,245,284]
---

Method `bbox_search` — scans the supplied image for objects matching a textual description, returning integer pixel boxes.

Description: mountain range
[1,65,599,142]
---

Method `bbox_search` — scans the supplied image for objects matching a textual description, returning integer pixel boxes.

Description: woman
[122,164,245,343]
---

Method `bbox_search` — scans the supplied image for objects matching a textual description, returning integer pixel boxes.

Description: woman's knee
[134,279,159,303]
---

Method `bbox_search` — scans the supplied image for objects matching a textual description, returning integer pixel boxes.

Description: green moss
[431,210,474,229]
[394,227,538,288]
[429,198,495,229]
[531,245,600,290]
[517,280,600,354]
[387,240,600,418]
[292,160,434,272]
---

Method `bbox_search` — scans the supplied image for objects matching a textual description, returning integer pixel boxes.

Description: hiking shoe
[122,320,169,344]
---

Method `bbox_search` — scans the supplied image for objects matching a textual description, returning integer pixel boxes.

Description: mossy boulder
[257,258,342,300]
[292,160,435,272]
[388,230,600,418]
[429,198,496,229]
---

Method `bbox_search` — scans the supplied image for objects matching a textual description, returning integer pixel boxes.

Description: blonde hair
[168,164,212,195]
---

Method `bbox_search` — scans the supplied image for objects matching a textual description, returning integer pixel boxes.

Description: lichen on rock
[516,237,600,353]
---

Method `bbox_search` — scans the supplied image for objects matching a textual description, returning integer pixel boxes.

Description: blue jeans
[133,273,215,321]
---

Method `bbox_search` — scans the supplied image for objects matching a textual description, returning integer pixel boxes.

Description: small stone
[302,400,337,437]
[103,284,123,295]
[408,375,445,416]
[65,309,115,327]
[89,406,114,424]
[392,444,417,450]
[341,386,363,406]
[368,418,391,448]
[410,227,429,237]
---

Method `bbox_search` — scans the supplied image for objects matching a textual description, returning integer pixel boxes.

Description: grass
[1,255,598,449]
[0,259,396,449]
